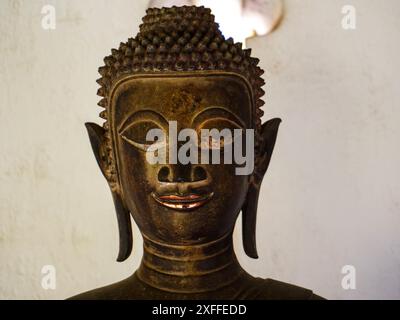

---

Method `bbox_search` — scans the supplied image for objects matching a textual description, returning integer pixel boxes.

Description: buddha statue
[70,6,323,300]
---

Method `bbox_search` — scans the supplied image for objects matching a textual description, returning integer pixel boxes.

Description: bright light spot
[148,0,283,46]
[197,0,247,43]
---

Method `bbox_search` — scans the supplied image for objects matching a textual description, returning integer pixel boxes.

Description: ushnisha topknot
[96,6,266,189]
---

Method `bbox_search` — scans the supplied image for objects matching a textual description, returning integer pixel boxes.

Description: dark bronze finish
[70,6,323,300]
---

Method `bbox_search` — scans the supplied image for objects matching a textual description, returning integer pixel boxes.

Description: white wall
[244,0,400,299]
[0,0,149,300]
[0,0,399,299]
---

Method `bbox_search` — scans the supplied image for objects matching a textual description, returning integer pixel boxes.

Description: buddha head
[86,6,281,262]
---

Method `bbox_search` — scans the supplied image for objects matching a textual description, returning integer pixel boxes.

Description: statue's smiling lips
[151,192,214,211]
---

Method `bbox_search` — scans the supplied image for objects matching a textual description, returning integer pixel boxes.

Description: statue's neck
[136,232,244,294]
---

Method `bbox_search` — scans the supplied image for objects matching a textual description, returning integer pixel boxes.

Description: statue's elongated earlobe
[242,184,261,258]
[112,192,133,262]
[242,118,282,259]
[85,122,133,262]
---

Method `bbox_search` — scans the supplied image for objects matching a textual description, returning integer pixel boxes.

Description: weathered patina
[70,6,322,300]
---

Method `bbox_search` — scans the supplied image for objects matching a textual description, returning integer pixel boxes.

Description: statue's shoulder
[67,273,325,300]
[239,276,325,300]
[67,274,144,300]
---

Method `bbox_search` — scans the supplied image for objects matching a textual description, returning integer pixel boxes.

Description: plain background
[0,0,399,299]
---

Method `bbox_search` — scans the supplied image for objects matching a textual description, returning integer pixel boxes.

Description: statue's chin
[129,195,239,245]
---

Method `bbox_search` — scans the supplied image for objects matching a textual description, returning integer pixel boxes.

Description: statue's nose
[157,165,207,183]
[172,165,192,183]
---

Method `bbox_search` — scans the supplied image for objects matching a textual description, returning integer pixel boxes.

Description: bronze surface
[70,5,323,300]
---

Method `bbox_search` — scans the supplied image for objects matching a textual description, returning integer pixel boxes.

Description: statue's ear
[85,122,133,262]
[242,118,282,259]
[85,123,108,179]
[259,118,282,177]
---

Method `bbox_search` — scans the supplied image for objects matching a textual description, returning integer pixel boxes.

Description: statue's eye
[198,119,241,150]
[199,134,234,150]
[120,121,165,151]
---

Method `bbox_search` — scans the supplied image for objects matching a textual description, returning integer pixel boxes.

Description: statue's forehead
[110,73,253,126]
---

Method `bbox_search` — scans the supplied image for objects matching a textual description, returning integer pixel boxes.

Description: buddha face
[109,72,255,245]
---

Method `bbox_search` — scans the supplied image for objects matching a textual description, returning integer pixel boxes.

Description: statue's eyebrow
[192,107,245,129]
[118,110,169,134]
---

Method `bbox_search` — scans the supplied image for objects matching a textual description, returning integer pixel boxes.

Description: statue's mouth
[151,192,214,211]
